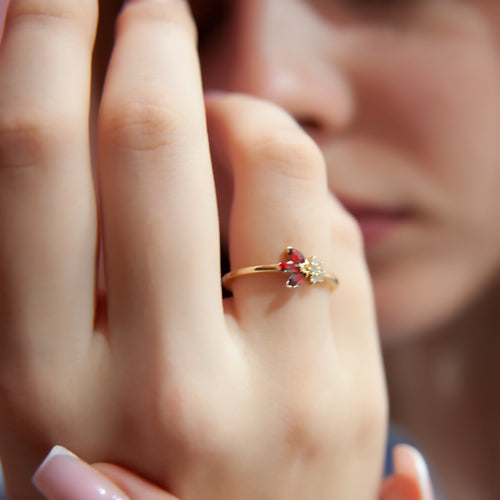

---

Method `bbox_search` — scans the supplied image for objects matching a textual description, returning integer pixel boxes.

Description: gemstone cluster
[279,247,326,288]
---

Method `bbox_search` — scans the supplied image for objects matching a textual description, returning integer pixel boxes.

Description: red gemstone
[288,247,305,263]
[279,260,298,273]
[287,273,305,288]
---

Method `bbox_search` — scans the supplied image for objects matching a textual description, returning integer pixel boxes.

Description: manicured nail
[33,446,130,500]
[393,445,434,500]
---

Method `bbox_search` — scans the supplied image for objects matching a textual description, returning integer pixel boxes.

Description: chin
[376,303,446,345]
[372,263,485,345]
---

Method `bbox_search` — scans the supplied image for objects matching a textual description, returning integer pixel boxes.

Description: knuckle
[118,0,197,44]
[250,127,326,183]
[100,97,183,153]
[6,0,95,35]
[148,382,235,459]
[282,384,335,451]
[8,0,73,21]
[331,207,364,253]
[0,107,78,169]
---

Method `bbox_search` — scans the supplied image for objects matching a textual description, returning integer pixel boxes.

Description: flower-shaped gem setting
[278,247,326,288]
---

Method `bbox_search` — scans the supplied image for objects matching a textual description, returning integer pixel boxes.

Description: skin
[187,1,500,499]
[1,0,500,498]
[29,445,426,500]
[192,0,500,342]
[0,0,387,499]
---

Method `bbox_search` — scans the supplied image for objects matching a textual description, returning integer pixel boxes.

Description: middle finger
[98,0,224,346]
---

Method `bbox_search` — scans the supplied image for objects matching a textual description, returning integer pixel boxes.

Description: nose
[203,0,356,138]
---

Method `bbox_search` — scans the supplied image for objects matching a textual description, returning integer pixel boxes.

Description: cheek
[362,34,500,174]
[375,231,500,343]
[357,34,500,340]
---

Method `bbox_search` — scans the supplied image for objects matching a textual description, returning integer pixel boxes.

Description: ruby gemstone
[288,247,305,263]
[279,261,298,273]
[287,273,305,288]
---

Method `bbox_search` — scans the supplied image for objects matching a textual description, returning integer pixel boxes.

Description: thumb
[380,445,434,500]
[380,475,421,500]
[33,446,179,500]
[94,463,179,500]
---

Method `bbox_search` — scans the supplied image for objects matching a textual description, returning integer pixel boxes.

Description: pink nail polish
[33,446,130,500]
[393,444,434,500]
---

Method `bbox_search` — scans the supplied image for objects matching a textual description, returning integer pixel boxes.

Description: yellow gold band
[222,247,339,292]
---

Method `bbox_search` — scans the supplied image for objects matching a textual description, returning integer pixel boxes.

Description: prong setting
[279,248,326,288]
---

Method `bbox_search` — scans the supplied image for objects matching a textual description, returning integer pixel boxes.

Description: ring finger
[207,95,337,343]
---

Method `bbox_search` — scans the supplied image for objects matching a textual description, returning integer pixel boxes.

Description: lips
[342,203,410,247]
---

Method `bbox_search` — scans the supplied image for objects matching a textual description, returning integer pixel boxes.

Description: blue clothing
[385,425,444,500]
[385,424,418,476]
[0,466,6,500]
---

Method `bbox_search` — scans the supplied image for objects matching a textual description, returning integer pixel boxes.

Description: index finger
[0,0,98,367]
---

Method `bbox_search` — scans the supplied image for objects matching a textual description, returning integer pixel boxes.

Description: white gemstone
[300,257,325,283]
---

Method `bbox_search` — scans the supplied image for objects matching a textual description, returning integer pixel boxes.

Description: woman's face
[192,0,500,342]
[4,0,498,342]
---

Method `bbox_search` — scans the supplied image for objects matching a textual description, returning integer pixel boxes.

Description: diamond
[300,256,326,283]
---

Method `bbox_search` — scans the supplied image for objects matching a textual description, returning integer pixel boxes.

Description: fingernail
[393,445,434,500]
[33,446,130,500]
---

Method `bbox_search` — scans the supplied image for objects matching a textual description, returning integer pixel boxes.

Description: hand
[33,446,180,500]
[31,445,432,500]
[0,0,386,499]
[380,445,434,500]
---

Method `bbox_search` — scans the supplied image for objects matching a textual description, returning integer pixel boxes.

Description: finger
[0,0,98,365]
[391,445,434,500]
[94,464,180,500]
[380,475,422,500]
[32,445,180,500]
[207,93,383,393]
[98,0,223,346]
[207,94,338,338]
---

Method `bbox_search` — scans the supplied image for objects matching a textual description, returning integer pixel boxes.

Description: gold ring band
[222,246,339,292]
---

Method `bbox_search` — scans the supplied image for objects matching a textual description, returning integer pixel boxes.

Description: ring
[222,246,339,291]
